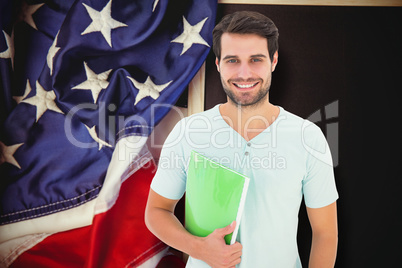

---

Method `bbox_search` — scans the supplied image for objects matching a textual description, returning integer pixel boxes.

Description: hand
[195,221,243,268]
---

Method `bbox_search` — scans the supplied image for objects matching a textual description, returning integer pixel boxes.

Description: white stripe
[0,197,97,244]
[132,245,169,268]
[0,136,149,265]
[94,135,149,214]
[0,234,50,268]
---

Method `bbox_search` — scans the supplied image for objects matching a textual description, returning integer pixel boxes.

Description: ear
[271,51,279,72]
[215,57,220,72]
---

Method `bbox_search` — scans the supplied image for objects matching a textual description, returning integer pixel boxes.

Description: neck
[219,99,279,141]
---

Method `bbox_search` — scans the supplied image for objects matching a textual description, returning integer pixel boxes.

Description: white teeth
[234,83,257,89]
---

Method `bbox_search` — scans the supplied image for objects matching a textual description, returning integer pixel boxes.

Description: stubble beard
[221,75,272,108]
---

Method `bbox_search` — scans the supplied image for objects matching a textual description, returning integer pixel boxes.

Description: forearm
[145,190,242,267]
[308,232,338,268]
[145,205,203,259]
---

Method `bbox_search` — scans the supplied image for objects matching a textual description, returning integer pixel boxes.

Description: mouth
[232,81,259,90]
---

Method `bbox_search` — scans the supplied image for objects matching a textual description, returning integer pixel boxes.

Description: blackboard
[205,4,402,267]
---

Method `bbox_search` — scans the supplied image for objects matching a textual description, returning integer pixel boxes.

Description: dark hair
[212,11,279,62]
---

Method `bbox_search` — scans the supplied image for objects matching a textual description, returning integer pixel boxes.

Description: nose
[237,62,253,79]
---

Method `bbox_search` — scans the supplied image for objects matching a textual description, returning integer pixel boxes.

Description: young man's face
[216,33,278,107]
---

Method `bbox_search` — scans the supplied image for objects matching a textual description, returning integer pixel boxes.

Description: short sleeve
[302,124,339,208]
[150,119,188,200]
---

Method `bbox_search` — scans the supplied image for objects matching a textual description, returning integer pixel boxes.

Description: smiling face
[216,33,278,107]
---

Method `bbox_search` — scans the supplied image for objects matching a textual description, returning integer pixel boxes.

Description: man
[145,11,338,268]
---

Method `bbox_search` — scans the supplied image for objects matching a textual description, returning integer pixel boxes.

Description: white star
[81,0,128,47]
[152,0,159,12]
[22,81,64,122]
[171,16,209,55]
[20,2,44,30]
[47,31,61,75]
[84,124,112,150]
[13,80,32,104]
[0,30,14,69]
[0,141,23,169]
[127,76,172,106]
[72,62,112,103]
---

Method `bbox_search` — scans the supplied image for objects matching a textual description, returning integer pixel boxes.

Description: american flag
[0,0,216,266]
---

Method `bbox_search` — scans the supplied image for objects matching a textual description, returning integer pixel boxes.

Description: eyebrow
[222,55,238,61]
[222,54,268,61]
[250,54,268,59]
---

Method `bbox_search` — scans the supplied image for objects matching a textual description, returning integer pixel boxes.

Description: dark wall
[205,4,402,267]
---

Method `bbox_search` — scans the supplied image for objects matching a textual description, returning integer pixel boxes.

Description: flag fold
[0,0,217,266]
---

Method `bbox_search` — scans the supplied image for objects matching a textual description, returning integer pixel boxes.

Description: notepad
[185,150,250,245]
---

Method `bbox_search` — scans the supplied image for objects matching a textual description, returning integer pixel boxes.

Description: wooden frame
[218,0,402,6]
[187,63,206,116]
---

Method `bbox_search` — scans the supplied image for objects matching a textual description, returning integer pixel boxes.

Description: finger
[230,250,242,260]
[230,245,243,259]
[216,221,236,236]
[229,241,243,253]
[227,256,242,267]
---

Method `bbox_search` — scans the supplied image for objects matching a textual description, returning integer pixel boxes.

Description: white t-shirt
[151,105,338,268]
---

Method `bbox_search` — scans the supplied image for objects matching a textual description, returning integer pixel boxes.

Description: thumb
[216,221,236,236]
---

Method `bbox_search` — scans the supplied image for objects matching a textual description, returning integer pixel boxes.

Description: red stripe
[11,159,167,268]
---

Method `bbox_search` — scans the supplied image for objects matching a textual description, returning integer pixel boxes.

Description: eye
[251,58,262,63]
[227,59,238,63]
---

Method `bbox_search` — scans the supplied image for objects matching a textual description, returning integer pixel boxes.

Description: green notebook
[185,150,250,245]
